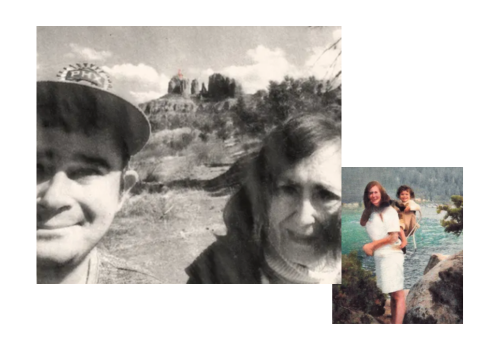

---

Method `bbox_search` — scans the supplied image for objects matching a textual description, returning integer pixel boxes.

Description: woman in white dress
[360,181,407,324]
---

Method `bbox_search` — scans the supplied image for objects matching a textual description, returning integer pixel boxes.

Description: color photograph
[334,167,463,324]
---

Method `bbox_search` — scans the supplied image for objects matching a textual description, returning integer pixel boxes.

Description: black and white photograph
[36,26,342,284]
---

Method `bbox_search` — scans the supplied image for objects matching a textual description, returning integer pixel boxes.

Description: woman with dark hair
[186,114,342,283]
[360,181,406,324]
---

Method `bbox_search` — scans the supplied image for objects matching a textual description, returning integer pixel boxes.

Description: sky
[37,26,341,104]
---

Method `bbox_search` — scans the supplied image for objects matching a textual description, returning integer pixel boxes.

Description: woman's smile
[369,186,381,206]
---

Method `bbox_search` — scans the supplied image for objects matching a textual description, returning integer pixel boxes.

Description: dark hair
[223,114,341,248]
[258,114,341,192]
[397,185,415,199]
[363,181,391,209]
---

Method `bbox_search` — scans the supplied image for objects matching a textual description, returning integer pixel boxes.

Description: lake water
[341,206,463,289]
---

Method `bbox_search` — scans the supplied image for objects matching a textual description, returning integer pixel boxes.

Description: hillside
[342,167,463,203]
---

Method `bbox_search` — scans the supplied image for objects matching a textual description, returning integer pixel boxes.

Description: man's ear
[118,170,139,210]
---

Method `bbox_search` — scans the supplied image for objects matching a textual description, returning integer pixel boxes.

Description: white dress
[365,206,404,293]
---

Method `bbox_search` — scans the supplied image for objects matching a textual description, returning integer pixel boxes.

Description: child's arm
[363,232,399,256]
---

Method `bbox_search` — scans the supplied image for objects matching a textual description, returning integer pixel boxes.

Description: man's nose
[37,172,73,217]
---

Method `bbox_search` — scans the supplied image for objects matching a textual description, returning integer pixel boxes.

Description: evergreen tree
[437,195,463,236]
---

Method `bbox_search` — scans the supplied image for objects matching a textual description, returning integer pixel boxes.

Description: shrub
[117,192,175,222]
[332,251,386,323]
[188,139,227,165]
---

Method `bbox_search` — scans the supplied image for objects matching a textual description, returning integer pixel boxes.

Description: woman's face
[368,185,381,207]
[267,141,341,267]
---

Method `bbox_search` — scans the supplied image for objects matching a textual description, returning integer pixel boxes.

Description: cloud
[302,28,342,85]
[64,43,112,61]
[220,45,300,93]
[215,38,342,94]
[102,63,170,104]
[129,90,164,103]
[103,63,162,84]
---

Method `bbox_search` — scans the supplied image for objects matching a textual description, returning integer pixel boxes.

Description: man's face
[268,141,341,267]
[37,125,130,267]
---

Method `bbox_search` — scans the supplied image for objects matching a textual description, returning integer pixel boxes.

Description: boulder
[423,253,449,275]
[404,251,463,324]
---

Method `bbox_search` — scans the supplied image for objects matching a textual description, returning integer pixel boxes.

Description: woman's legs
[389,290,406,324]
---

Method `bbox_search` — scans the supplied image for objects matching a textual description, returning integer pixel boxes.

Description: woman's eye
[318,189,339,201]
[279,185,298,196]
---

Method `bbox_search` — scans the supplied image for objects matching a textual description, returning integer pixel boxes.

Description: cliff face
[141,95,197,115]
[138,93,242,133]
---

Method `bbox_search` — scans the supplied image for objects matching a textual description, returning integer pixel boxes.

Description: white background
[2,1,495,348]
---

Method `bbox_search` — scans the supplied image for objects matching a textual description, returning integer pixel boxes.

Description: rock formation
[201,82,208,96]
[191,79,199,95]
[168,76,190,96]
[404,251,463,324]
[423,253,450,274]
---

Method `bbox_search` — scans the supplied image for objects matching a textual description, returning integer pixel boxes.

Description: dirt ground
[99,188,232,283]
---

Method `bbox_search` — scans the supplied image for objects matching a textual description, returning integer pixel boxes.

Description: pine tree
[437,195,463,236]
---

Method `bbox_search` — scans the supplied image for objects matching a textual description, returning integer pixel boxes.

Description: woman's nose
[295,199,317,229]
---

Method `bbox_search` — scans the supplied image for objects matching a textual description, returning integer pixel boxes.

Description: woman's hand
[363,243,375,256]
[363,233,398,256]
[390,230,407,251]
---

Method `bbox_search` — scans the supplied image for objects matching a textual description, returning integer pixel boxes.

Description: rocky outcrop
[404,251,463,324]
[140,95,197,115]
[191,79,199,95]
[201,82,208,96]
[333,309,382,324]
[168,76,190,96]
[423,253,450,275]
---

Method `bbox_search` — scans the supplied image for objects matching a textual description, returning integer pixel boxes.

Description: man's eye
[37,164,47,179]
[37,163,44,174]
[68,167,101,179]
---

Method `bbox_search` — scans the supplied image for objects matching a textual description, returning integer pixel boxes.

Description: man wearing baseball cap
[37,63,161,283]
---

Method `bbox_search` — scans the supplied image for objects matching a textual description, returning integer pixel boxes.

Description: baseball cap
[37,63,150,156]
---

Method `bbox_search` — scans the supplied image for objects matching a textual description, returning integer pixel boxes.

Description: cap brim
[37,81,150,156]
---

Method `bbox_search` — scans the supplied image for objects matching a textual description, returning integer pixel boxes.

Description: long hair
[223,114,341,252]
[363,181,391,209]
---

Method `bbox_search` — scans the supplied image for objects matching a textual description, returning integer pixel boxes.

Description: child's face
[399,190,411,202]
[37,126,129,267]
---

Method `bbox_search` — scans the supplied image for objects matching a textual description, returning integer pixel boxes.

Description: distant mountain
[342,167,463,203]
